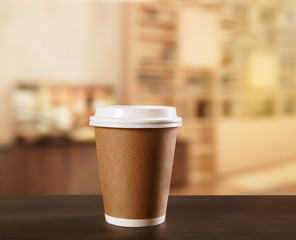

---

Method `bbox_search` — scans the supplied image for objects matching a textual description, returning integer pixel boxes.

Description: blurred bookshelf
[12,83,115,144]
[125,0,296,185]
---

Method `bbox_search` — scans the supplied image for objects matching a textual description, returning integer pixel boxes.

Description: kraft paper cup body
[89,106,182,227]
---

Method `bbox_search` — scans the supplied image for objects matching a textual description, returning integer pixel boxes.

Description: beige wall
[0,2,123,146]
[216,117,296,175]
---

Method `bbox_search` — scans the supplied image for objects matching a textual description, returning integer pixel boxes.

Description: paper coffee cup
[89,106,182,227]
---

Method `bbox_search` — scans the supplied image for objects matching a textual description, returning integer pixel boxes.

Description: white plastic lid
[89,105,182,129]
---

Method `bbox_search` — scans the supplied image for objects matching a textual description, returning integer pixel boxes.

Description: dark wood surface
[0,195,296,240]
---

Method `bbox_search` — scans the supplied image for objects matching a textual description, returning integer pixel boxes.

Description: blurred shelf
[126,0,296,186]
[137,94,173,100]
[139,34,177,42]
[139,4,177,15]
[176,91,214,99]
[138,65,175,72]
[139,20,177,29]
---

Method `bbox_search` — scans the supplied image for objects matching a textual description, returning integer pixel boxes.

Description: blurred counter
[0,140,187,195]
[0,141,100,194]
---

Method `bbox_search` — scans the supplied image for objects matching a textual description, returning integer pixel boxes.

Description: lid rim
[89,105,182,129]
[89,121,182,129]
[89,116,182,123]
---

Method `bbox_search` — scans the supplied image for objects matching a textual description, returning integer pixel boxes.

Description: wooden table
[0,195,295,239]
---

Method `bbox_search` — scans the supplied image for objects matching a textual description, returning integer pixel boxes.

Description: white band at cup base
[104,214,166,227]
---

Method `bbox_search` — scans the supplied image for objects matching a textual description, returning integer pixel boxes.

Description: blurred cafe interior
[0,0,296,195]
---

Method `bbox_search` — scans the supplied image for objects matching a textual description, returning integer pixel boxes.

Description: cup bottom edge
[104,214,166,227]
